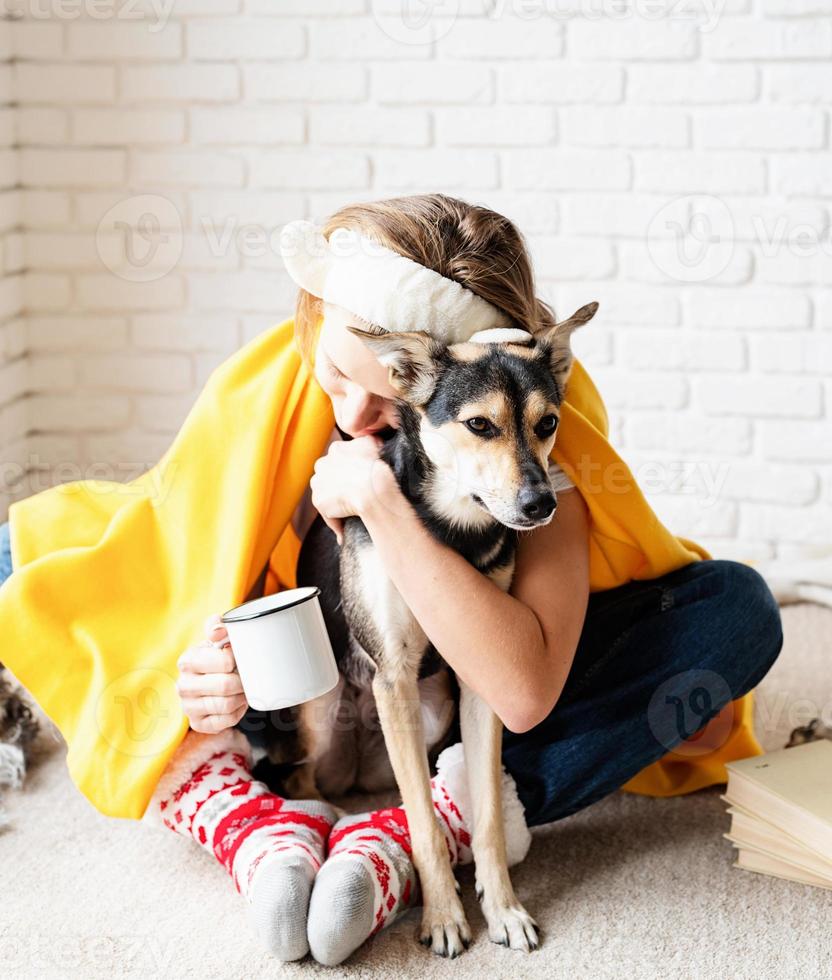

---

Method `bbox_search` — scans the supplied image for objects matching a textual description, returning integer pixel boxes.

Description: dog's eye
[465,417,492,435]
[536,415,558,438]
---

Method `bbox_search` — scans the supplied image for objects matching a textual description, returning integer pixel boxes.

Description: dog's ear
[347,326,441,404]
[535,302,598,394]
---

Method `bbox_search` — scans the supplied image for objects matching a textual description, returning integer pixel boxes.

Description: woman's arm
[361,476,591,734]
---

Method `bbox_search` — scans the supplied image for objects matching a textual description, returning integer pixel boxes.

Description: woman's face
[313,302,401,438]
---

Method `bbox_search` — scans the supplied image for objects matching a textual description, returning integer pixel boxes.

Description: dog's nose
[518,487,556,521]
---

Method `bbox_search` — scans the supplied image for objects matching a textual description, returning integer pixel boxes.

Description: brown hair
[292,193,558,367]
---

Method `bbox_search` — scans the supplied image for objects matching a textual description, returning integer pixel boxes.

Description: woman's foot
[306,742,531,966]
[307,804,421,965]
[147,728,336,961]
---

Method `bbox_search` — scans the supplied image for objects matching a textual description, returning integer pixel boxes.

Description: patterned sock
[146,729,336,961]
[306,742,531,966]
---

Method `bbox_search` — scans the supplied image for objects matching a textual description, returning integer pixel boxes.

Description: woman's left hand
[310,434,398,544]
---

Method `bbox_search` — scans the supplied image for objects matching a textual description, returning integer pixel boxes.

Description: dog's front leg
[459,680,539,951]
[372,670,471,957]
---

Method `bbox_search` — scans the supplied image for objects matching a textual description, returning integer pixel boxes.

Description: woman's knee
[707,558,784,691]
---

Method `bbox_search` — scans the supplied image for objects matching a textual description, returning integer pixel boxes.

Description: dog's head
[348,302,597,531]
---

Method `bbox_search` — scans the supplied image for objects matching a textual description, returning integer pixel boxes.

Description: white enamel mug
[220,586,339,711]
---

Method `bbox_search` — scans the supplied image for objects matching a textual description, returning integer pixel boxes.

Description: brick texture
[1,7,828,559]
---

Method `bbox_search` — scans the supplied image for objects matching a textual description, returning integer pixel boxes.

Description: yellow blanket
[0,316,761,819]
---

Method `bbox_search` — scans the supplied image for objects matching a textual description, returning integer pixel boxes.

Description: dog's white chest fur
[354,542,428,676]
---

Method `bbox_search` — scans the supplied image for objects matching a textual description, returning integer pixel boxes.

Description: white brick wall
[0,20,24,520]
[4,4,831,560]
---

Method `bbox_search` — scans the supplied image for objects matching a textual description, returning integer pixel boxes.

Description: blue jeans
[503,558,783,827]
[0,520,12,584]
[0,520,783,829]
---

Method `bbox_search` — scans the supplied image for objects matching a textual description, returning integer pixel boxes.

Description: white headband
[278,219,532,346]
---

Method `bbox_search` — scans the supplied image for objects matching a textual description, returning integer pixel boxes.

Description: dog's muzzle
[517,486,556,523]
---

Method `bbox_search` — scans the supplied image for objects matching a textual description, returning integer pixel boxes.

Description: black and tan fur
[258,302,598,957]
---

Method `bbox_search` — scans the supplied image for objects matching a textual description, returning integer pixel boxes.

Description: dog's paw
[481,901,540,952]
[418,900,472,958]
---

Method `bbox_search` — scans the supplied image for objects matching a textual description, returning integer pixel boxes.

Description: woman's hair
[293,192,558,367]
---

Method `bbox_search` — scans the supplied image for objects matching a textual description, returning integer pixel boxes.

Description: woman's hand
[309,433,398,543]
[176,613,248,734]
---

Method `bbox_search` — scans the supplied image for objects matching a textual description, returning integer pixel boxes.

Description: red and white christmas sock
[144,728,336,961]
[306,742,531,966]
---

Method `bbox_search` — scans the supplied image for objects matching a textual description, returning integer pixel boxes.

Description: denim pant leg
[0,521,13,586]
[501,558,784,829]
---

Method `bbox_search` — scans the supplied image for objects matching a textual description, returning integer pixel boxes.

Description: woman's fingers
[204,614,230,645]
[178,643,235,675]
[187,699,249,735]
[178,626,247,733]
[322,514,344,546]
[176,670,244,699]
[208,624,229,645]
[181,693,248,725]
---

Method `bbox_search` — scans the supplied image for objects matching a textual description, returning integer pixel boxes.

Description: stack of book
[722,739,832,890]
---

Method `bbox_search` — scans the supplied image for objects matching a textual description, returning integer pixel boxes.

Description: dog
[787,718,832,747]
[258,301,598,956]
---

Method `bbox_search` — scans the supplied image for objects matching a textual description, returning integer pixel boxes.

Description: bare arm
[177,474,592,736]
[361,478,591,733]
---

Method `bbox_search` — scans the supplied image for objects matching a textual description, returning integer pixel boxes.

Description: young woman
[0,194,784,967]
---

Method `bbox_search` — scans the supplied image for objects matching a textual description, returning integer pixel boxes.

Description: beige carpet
[1,603,830,979]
